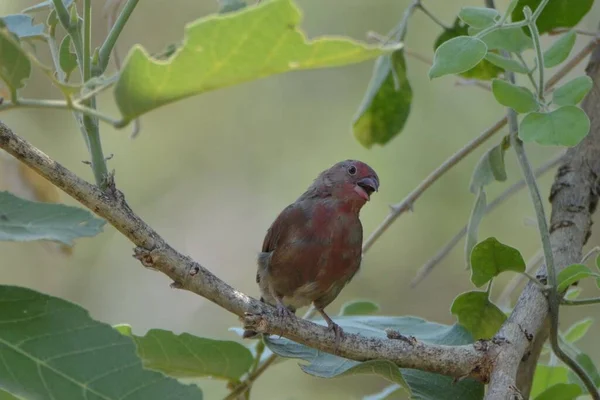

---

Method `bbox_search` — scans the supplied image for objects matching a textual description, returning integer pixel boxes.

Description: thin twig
[416,1,451,30]
[411,152,563,287]
[581,246,600,264]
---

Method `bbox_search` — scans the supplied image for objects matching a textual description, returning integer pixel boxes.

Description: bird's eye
[348,165,357,175]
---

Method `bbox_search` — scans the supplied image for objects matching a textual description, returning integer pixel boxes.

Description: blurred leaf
[451,291,506,339]
[557,264,597,292]
[353,50,412,148]
[116,325,253,380]
[0,286,202,399]
[564,287,582,300]
[264,316,484,399]
[59,35,77,81]
[114,0,399,122]
[0,22,31,93]
[470,237,526,287]
[543,30,576,68]
[0,15,45,40]
[22,0,74,13]
[218,0,247,13]
[429,36,487,79]
[505,0,520,16]
[0,191,105,245]
[568,353,600,392]
[519,106,590,147]
[433,19,501,80]
[469,138,509,193]
[465,190,487,269]
[511,0,593,35]
[532,365,570,398]
[563,318,593,344]
[552,76,593,106]
[470,26,533,53]
[492,79,538,113]
[484,53,528,73]
[458,7,499,28]
[339,300,380,316]
[363,384,402,400]
[535,383,582,400]
[0,390,20,400]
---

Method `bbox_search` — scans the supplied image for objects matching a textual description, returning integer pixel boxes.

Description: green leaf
[564,287,582,300]
[451,291,506,339]
[484,53,528,73]
[531,365,570,398]
[218,0,247,13]
[116,326,253,380]
[470,237,526,287]
[563,318,593,344]
[0,15,45,40]
[429,36,487,79]
[339,300,380,316]
[22,0,74,13]
[511,0,593,35]
[0,286,202,399]
[59,35,77,80]
[433,18,502,80]
[552,76,593,106]
[458,7,500,28]
[567,353,600,392]
[519,106,590,147]
[471,26,533,53]
[264,316,484,400]
[0,191,105,245]
[0,22,31,93]
[352,50,412,148]
[465,190,487,269]
[469,138,509,193]
[535,383,582,400]
[543,30,576,68]
[505,0,520,16]
[557,264,596,292]
[114,0,399,122]
[492,79,539,113]
[363,384,402,400]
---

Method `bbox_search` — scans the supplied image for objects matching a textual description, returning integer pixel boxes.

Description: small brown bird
[243,160,379,343]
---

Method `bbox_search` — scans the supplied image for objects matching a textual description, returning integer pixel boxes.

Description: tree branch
[0,120,491,382]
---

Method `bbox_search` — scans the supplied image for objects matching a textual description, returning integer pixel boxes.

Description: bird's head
[310,160,379,205]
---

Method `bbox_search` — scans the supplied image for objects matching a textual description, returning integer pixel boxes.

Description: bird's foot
[326,321,345,354]
[275,302,295,320]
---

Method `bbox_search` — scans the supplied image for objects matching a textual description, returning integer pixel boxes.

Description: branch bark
[0,121,490,382]
[485,42,600,400]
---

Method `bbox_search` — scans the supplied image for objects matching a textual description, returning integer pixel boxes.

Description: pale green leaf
[519,106,590,147]
[492,78,538,113]
[543,30,576,68]
[0,14,45,39]
[484,53,528,73]
[531,365,570,398]
[339,300,380,316]
[114,0,399,122]
[0,22,31,93]
[458,7,499,28]
[218,0,247,13]
[59,35,77,80]
[465,190,487,269]
[22,0,74,13]
[563,318,593,344]
[0,191,105,245]
[451,291,506,339]
[0,286,202,399]
[429,36,487,79]
[552,76,593,106]
[469,138,509,193]
[564,287,582,300]
[470,237,526,287]
[557,264,597,292]
[535,383,582,400]
[472,26,533,53]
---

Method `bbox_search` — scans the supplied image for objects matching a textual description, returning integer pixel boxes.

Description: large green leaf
[0,191,105,245]
[116,326,253,381]
[519,106,590,147]
[492,79,538,113]
[531,365,570,398]
[451,291,506,339]
[470,237,526,287]
[0,286,202,399]
[352,50,412,148]
[535,383,581,400]
[567,353,600,392]
[0,15,45,40]
[264,316,484,400]
[0,21,31,93]
[114,0,398,122]
[429,36,487,79]
[433,18,502,80]
[543,30,576,68]
[552,76,593,107]
[511,0,594,35]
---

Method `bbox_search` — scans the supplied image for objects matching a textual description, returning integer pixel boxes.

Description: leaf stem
[97,0,139,73]
[561,297,600,306]
[417,1,451,31]
[523,6,545,101]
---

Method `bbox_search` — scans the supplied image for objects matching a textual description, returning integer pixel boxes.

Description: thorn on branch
[536,273,548,286]
[473,339,490,352]
[82,160,92,165]
[133,247,158,269]
[105,153,114,161]
[170,281,183,289]
[242,312,268,334]
[189,264,200,276]
[385,329,417,345]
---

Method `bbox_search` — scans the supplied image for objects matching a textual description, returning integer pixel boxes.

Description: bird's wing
[261,203,307,253]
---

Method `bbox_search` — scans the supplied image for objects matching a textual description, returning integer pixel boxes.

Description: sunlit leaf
[353,50,412,148]
[114,0,398,122]
[556,264,597,292]
[563,318,593,344]
[470,237,526,287]
[451,291,506,339]
[519,106,590,147]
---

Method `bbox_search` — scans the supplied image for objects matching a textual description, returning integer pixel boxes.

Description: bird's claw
[327,321,345,353]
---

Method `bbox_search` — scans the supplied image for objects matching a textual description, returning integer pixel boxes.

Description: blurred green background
[1,0,600,399]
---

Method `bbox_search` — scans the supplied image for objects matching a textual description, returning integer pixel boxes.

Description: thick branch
[486,41,600,400]
[0,121,489,381]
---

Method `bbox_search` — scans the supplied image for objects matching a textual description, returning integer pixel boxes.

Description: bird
[243,160,379,345]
